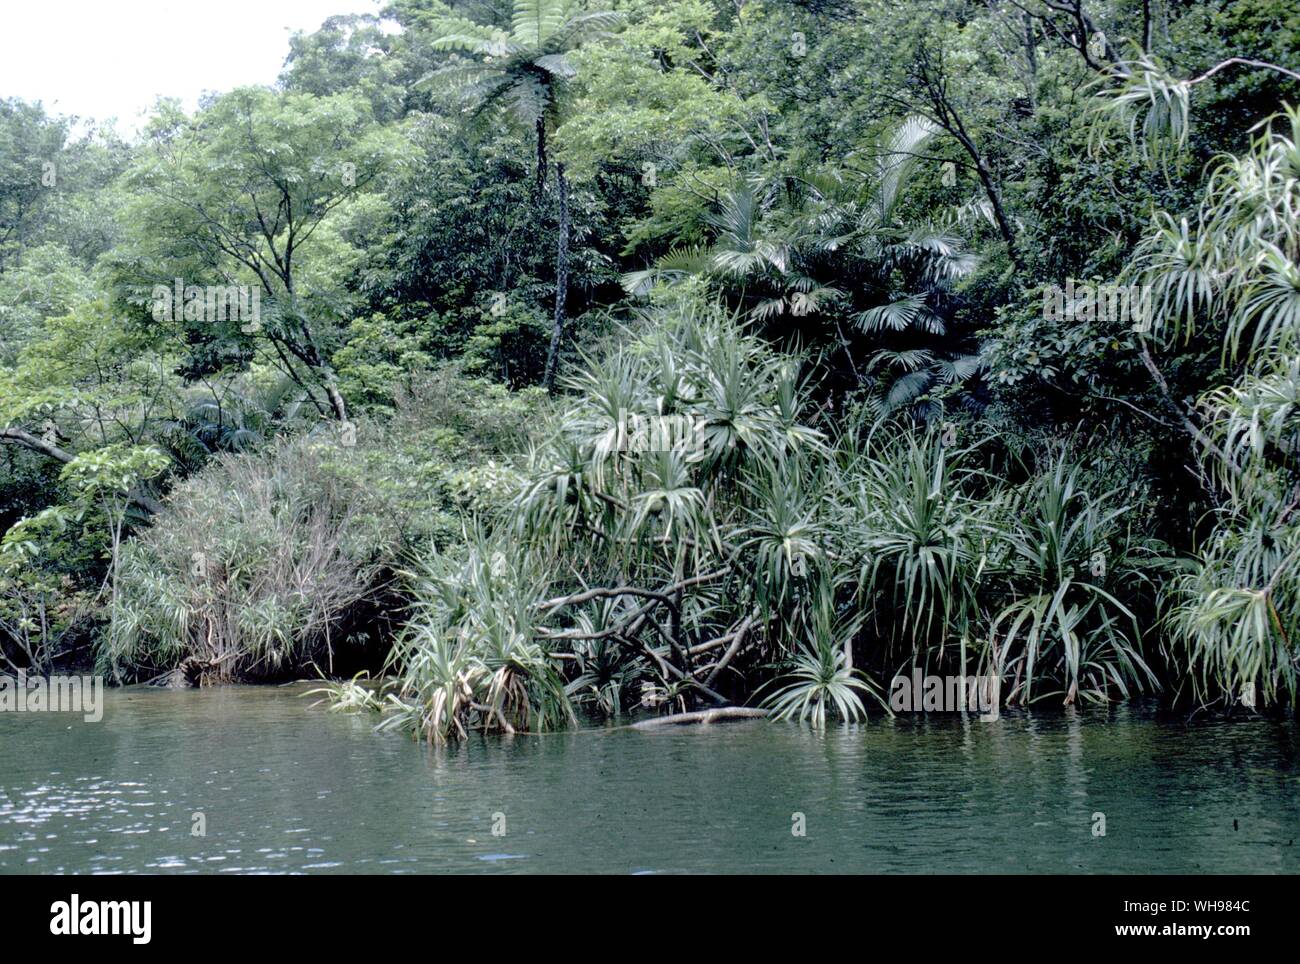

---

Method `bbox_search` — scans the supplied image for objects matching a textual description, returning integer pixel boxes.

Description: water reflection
[0,685,1296,873]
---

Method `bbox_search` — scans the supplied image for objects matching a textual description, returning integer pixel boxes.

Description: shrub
[102,365,543,683]
[359,301,1175,742]
[103,434,406,683]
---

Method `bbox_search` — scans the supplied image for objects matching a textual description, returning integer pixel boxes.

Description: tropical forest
[1,0,1298,877]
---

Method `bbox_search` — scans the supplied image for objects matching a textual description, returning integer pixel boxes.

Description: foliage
[1147,107,1300,706]
[365,300,1171,742]
[3,0,1299,727]
[420,0,624,183]
[102,434,403,683]
[100,367,536,683]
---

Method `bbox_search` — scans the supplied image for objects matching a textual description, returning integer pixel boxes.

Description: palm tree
[421,1,622,392]
[623,117,982,419]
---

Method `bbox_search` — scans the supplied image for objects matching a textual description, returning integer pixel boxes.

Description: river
[1,685,1296,873]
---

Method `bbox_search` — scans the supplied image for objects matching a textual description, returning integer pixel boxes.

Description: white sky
[0,0,389,134]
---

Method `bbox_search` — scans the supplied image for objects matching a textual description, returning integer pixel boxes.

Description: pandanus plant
[1118,105,1300,706]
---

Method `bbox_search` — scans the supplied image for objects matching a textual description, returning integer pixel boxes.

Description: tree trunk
[969,145,1021,271]
[535,118,548,198]
[295,328,349,423]
[543,161,570,394]
[322,380,349,423]
[941,115,1022,271]
[913,43,1022,271]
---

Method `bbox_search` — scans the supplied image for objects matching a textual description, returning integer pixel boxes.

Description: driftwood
[630,707,768,730]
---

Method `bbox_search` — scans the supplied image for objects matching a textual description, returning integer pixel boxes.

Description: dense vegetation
[2,0,1298,739]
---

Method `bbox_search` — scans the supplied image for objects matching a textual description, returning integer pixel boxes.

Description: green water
[0,685,1297,873]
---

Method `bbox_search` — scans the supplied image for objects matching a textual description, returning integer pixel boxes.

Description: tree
[280,13,408,123]
[0,99,67,275]
[422,0,623,194]
[0,298,176,516]
[622,117,981,419]
[119,88,408,422]
[421,0,623,390]
[0,99,129,278]
[1131,105,1300,707]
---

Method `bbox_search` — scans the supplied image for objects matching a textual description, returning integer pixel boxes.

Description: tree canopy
[3,0,1299,727]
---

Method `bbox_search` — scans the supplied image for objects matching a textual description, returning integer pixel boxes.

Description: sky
[0,0,389,134]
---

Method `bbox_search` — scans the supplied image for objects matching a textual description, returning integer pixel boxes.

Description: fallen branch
[631,707,769,729]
